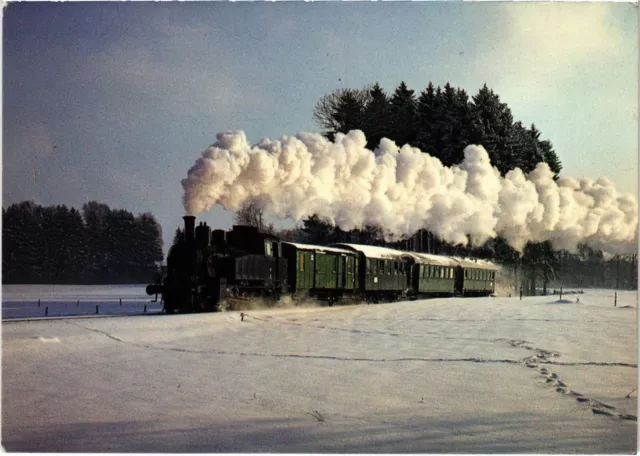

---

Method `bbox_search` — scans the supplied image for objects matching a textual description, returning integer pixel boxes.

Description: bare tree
[235,202,276,235]
[313,87,372,140]
[235,202,264,229]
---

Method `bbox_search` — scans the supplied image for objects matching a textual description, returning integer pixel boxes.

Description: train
[146,216,500,313]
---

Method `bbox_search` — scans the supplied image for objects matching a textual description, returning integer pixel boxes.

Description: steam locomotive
[146,216,499,313]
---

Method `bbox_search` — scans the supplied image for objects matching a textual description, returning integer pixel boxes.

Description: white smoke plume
[182,130,638,255]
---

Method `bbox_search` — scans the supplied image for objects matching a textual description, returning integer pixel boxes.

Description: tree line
[313,81,562,176]
[3,201,163,284]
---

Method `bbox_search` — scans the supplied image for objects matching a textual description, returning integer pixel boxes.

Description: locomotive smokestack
[183,215,196,246]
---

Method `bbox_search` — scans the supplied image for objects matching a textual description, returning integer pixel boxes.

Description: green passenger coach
[404,252,459,296]
[452,257,499,296]
[332,243,411,301]
[281,242,359,303]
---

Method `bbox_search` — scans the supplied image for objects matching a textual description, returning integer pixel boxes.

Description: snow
[450,256,501,270]
[282,242,355,255]
[2,287,637,452]
[402,251,460,267]
[2,284,163,319]
[330,244,500,271]
[332,242,408,260]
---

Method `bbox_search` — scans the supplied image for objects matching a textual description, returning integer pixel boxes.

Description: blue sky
[3,2,637,254]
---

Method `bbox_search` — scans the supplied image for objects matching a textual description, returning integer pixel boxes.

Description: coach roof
[331,243,408,260]
[451,257,500,270]
[282,242,355,255]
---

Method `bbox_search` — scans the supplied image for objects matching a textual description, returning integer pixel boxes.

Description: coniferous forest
[2,201,163,284]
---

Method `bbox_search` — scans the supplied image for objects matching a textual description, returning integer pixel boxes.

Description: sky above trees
[3,2,637,254]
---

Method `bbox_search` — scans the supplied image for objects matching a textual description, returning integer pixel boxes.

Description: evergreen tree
[389,81,417,147]
[82,201,111,282]
[361,83,391,150]
[415,82,439,156]
[469,84,515,174]
[134,212,163,281]
[173,227,185,246]
[538,138,562,176]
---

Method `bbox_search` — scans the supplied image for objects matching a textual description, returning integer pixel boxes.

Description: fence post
[45,306,48,316]
[144,304,147,313]
[614,292,617,307]
[96,305,99,314]
[38,298,41,307]
[519,286,523,300]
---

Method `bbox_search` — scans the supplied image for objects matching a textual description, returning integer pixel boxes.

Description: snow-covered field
[2,284,163,319]
[2,287,637,453]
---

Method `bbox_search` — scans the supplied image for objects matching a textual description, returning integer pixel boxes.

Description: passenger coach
[280,242,359,303]
[332,244,410,302]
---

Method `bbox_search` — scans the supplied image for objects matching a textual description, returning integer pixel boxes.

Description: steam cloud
[182,130,637,255]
